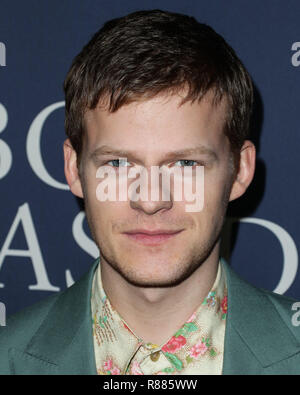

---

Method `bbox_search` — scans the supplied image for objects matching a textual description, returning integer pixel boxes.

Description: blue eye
[107,159,130,167]
[174,160,197,167]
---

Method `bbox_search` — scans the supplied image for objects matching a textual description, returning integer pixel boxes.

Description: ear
[63,139,83,198]
[229,140,256,202]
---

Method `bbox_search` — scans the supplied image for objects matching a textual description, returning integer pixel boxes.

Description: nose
[130,196,173,215]
[129,166,173,215]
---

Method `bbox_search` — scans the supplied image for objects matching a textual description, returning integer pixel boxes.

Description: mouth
[122,229,183,246]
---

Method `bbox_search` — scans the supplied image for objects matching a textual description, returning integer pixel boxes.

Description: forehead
[83,90,229,154]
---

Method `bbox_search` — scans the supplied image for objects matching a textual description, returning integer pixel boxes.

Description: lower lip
[124,232,182,246]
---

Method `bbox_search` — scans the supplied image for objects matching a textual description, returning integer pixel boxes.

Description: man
[0,9,299,375]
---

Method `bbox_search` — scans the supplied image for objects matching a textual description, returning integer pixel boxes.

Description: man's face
[78,91,235,287]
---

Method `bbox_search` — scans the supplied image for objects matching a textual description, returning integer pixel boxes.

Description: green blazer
[0,259,300,375]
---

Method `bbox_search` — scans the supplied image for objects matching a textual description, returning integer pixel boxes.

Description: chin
[118,272,186,288]
[115,258,198,288]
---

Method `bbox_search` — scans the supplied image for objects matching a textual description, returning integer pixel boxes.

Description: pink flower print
[157,371,168,375]
[205,291,216,307]
[110,367,121,375]
[162,335,186,353]
[123,322,134,334]
[186,311,197,323]
[221,296,228,315]
[190,340,208,359]
[103,359,113,371]
[131,361,144,375]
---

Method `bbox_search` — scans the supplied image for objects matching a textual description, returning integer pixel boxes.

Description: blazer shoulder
[0,260,98,353]
[260,287,300,341]
[223,260,300,348]
[0,261,98,374]
[0,292,59,373]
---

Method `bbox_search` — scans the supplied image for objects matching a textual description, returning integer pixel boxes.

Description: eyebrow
[89,145,218,162]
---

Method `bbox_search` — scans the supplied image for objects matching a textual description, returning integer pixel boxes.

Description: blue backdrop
[0,0,300,318]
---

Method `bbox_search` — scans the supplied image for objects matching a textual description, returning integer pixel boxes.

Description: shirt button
[150,351,160,362]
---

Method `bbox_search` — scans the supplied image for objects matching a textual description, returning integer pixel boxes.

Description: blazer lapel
[222,259,300,375]
[10,259,99,375]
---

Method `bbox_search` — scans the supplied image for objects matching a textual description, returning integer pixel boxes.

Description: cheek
[200,175,231,222]
[204,179,223,206]
[81,172,116,227]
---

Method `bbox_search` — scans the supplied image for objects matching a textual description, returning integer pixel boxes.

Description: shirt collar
[91,260,227,375]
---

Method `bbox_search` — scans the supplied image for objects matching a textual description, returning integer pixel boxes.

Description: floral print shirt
[91,260,227,375]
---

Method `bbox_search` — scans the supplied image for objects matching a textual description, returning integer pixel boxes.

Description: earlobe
[63,139,84,198]
[229,140,256,202]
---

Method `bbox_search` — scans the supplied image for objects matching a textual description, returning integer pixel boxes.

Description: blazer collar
[10,258,300,374]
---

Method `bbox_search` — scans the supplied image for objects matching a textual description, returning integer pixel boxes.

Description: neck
[100,245,220,346]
